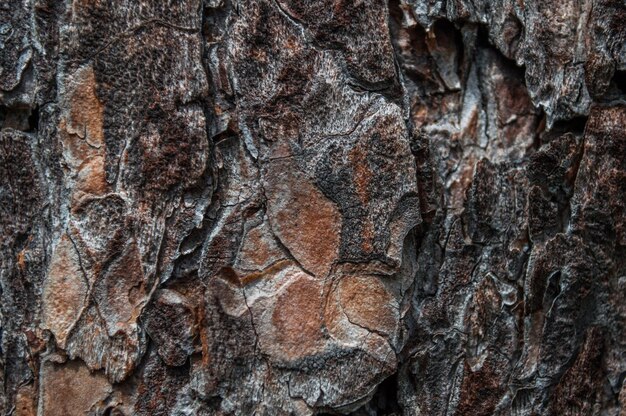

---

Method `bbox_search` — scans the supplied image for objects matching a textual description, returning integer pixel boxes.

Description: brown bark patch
[65,65,104,148]
[337,275,397,337]
[271,274,325,360]
[40,360,111,416]
[42,234,88,348]
[266,159,342,278]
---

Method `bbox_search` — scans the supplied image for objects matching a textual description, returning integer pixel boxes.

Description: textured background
[1,0,625,415]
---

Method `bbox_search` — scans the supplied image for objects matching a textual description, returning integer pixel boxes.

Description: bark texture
[1,0,625,415]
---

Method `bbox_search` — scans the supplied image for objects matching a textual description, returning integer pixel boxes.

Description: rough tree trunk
[1,0,625,415]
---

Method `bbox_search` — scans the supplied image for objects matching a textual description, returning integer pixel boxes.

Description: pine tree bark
[1,0,625,415]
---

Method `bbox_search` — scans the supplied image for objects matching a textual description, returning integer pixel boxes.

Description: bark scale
[0,0,625,415]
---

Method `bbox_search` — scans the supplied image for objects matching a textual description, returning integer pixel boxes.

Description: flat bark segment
[0,0,624,415]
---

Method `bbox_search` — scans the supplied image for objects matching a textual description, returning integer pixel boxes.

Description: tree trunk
[1,0,625,415]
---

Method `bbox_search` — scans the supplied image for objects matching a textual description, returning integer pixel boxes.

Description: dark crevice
[317,373,401,416]
[544,115,588,141]
[0,105,39,132]
[611,69,626,95]
[28,106,39,131]
[347,373,402,415]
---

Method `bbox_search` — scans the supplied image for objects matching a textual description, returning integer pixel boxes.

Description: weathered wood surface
[1,0,625,414]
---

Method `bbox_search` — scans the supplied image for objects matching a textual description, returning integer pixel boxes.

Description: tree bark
[1,0,625,415]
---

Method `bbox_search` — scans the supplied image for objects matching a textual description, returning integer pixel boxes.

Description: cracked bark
[1,0,625,415]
